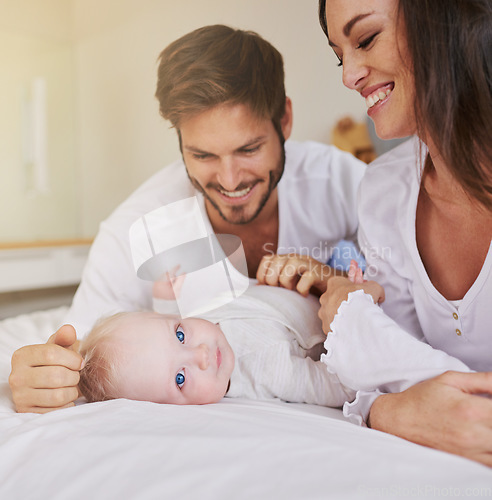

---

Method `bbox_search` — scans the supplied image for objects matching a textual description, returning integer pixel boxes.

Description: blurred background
[0,0,369,316]
[0,0,366,242]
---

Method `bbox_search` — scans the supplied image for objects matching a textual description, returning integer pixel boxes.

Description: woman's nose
[342,53,369,91]
[192,344,209,370]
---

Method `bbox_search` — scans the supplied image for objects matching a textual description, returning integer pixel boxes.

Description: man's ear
[280,97,293,140]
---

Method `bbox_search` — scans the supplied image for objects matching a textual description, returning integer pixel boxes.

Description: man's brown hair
[155,25,286,135]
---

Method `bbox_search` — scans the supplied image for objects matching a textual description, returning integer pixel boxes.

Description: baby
[78,283,355,407]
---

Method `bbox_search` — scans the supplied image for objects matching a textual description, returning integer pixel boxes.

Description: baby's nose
[194,344,209,370]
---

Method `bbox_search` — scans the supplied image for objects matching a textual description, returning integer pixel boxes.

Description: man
[9,25,365,413]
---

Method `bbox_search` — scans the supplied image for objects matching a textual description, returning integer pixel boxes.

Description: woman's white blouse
[322,139,492,425]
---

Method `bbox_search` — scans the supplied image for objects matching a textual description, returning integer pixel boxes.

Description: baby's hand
[348,259,364,284]
[256,253,343,297]
[152,266,186,300]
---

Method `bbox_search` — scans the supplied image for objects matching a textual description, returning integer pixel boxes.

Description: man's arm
[8,216,150,414]
[9,325,83,413]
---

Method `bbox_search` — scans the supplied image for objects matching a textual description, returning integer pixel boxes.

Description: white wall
[72,0,365,237]
[0,0,79,242]
[0,0,73,42]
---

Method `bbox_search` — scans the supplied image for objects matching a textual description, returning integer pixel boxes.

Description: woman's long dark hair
[318,0,492,211]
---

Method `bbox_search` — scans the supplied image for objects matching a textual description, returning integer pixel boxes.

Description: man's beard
[186,147,285,226]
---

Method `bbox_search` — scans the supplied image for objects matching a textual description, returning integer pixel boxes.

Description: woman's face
[324,0,416,140]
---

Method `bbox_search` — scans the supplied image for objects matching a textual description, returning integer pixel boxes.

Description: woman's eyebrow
[328,12,373,47]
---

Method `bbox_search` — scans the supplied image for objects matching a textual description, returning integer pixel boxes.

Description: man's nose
[217,157,241,192]
[192,344,209,370]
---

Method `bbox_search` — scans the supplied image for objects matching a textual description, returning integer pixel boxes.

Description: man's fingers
[49,324,78,348]
[15,386,80,410]
[256,255,273,284]
[264,256,288,286]
[278,263,302,290]
[11,344,84,372]
[21,402,76,415]
[296,272,315,296]
[15,365,81,390]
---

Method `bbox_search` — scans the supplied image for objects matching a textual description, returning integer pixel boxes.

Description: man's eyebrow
[183,135,267,155]
[328,13,373,47]
[236,136,267,151]
[183,145,213,155]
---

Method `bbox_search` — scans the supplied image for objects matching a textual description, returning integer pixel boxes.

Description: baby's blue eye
[176,326,185,343]
[176,370,185,389]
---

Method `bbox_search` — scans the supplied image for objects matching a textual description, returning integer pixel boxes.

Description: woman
[317,0,492,466]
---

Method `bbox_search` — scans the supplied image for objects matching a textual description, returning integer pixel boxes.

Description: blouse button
[456,329,462,336]
[453,312,458,320]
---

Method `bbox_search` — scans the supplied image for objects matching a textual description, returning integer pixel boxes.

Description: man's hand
[318,276,385,333]
[9,324,83,413]
[369,371,492,467]
[256,253,344,297]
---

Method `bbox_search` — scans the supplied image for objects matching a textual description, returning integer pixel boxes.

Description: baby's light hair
[78,312,134,403]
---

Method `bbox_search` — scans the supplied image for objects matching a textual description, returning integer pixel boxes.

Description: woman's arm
[369,372,492,468]
[318,280,492,468]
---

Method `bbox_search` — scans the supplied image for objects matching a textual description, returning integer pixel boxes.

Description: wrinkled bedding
[0,307,491,500]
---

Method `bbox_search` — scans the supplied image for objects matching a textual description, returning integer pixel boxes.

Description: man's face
[179,102,292,225]
[113,312,235,405]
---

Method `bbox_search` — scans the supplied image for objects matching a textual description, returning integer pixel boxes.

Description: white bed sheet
[0,307,491,500]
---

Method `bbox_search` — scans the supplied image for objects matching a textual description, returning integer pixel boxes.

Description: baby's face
[113,312,235,405]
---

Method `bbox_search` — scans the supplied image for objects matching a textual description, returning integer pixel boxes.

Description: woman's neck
[423,140,480,213]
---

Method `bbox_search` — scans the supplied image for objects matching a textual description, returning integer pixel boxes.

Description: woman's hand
[256,253,344,297]
[9,325,83,413]
[369,371,492,467]
[318,275,385,333]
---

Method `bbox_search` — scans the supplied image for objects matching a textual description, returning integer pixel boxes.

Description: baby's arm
[256,254,346,297]
[263,343,355,407]
[294,356,356,407]
[152,266,185,300]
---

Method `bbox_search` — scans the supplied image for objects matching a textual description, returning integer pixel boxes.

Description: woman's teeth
[366,88,392,109]
[219,186,252,198]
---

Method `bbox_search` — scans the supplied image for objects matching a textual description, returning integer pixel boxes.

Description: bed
[1,307,491,499]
